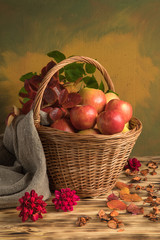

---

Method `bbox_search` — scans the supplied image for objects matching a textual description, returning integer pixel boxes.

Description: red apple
[79,87,106,113]
[50,118,75,133]
[70,105,97,130]
[105,99,132,123]
[97,110,125,135]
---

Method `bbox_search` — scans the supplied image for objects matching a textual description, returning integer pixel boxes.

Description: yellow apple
[122,122,130,133]
[105,91,120,103]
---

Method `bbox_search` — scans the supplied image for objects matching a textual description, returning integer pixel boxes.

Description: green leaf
[59,68,64,74]
[59,74,66,82]
[22,98,30,103]
[19,86,28,94]
[20,72,37,82]
[85,63,96,74]
[106,89,119,96]
[64,63,85,82]
[82,75,99,89]
[64,62,84,70]
[47,50,66,63]
[99,80,105,92]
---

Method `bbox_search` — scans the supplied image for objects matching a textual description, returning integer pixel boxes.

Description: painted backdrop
[0,0,160,156]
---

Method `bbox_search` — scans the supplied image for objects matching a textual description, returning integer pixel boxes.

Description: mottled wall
[0,0,160,156]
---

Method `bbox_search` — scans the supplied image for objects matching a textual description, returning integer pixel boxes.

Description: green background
[0,0,160,156]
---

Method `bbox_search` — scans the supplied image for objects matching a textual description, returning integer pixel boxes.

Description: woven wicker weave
[33,56,142,198]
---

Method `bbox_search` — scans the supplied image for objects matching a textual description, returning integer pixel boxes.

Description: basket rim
[37,116,142,140]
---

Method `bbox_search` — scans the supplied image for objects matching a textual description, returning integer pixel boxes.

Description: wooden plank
[0,156,160,240]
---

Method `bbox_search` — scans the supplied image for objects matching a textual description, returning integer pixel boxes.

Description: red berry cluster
[124,158,141,172]
[52,188,80,212]
[16,190,47,222]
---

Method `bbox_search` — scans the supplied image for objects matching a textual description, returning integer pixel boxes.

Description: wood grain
[0,156,160,240]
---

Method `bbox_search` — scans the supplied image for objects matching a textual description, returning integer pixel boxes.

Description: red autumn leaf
[43,87,59,105]
[48,107,64,123]
[21,99,33,114]
[107,200,127,210]
[41,61,57,78]
[19,89,29,98]
[59,88,69,105]
[24,80,37,100]
[107,193,119,201]
[48,77,59,88]
[127,203,144,215]
[41,107,53,113]
[62,92,82,108]
[29,75,42,91]
[60,107,69,118]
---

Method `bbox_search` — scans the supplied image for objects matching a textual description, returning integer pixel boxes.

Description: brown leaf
[153,207,160,215]
[76,215,91,227]
[110,210,119,217]
[156,198,160,205]
[111,217,119,223]
[147,161,158,169]
[144,213,159,222]
[144,196,154,204]
[117,228,124,232]
[131,176,141,183]
[142,177,147,181]
[97,209,110,221]
[117,221,125,228]
[146,184,154,192]
[120,193,142,202]
[115,181,131,190]
[125,169,138,176]
[140,169,149,176]
[135,185,142,190]
[107,200,127,210]
[107,220,117,229]
[127,203,144,215]
[97,209,106,219]
[150,170,157,175]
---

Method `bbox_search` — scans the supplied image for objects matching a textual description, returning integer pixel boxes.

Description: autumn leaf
[140,169,149,176]
[107,193,119,201]
[115,181,132,190]
[107,200,127,210]
[127,203,144,215]
[107,220,117,229]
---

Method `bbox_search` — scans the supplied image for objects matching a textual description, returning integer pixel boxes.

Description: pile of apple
[51,87,133,135]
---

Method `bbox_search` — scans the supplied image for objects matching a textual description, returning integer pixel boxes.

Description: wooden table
[0,156,160,240]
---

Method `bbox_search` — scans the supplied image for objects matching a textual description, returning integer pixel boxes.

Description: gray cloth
[0,110,51,208]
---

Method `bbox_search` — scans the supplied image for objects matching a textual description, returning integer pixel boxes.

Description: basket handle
[33,55,115,126]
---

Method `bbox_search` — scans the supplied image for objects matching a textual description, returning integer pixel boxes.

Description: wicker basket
[33,56,142,198]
